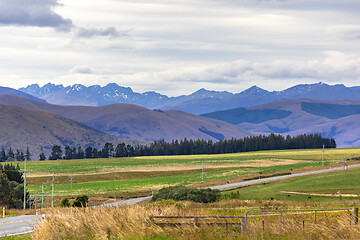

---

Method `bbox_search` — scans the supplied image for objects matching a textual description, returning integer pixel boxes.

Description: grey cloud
[341,31,360,41]
[69,65,93,74]
[165,52,360,85]
[0,0,73,31]
[75,27,126,38]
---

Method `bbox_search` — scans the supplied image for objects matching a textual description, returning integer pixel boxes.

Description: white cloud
[69,65,93,74]
[1,0,360,96]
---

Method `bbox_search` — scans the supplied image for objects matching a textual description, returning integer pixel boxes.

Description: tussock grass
[33,204,195,240]
[32,200,360,240]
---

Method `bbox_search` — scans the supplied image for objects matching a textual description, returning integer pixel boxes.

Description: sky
[0,0,360,96]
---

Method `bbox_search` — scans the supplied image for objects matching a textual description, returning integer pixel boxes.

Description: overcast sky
[0,0,360,96]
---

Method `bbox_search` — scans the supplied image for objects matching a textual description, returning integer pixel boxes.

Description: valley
[21,148,360,201]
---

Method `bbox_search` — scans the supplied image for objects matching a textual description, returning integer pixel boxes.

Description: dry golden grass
[32,200,360,240]
[32,204,196,240]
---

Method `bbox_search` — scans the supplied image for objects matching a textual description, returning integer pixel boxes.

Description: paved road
[3,163,360,236]
[210,163,360,190]
[0,215,41,237]
[101,196,152,208]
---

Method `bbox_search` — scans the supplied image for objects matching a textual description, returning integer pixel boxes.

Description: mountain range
[202,99,360,148]
[19,82,360,114]
[1,81,360,156]
[0,95,250,143]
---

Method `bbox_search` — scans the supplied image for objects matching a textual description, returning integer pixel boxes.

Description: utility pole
[35,192,37,210]
[51,169,55,208]
[41,184,44,208]
[23,155,27,210]
[322,144,325,166]
[202,160,204,182]
[70,175,74,198]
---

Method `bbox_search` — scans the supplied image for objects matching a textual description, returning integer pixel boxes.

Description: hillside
[202,99,360,148]
[0,86,46,103]
[0,103,135,159]
[0,95,251,142]
[19,82,360,114]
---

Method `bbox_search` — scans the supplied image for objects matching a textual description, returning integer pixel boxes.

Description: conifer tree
[7,148,14,159]
[25,146,31,161]
[49,145,63,160]
[0,148,6,162]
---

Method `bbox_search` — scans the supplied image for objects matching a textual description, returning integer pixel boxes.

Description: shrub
[61,198,70,207]
[151,185,220,203]
[72,195,89,207]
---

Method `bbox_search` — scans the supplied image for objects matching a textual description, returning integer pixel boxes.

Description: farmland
[224,166,360,202]
[5,147,360,240]
[19,148,360,200]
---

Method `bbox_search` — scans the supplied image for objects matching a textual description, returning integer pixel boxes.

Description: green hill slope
[0,104,136,159]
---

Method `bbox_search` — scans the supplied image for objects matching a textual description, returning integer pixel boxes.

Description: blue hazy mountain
[19,82,360,114]
[0,86,47,103]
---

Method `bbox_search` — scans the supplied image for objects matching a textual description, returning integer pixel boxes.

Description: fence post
[241,216,246,233]
[2,207,4,218]
[353,208,359,224]
[280,211,282,233]
[194,217,199,229]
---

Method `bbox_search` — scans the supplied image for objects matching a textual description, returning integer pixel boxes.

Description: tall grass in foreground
[33,201,360,240]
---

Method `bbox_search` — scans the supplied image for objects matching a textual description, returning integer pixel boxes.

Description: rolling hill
[0,95,251,142]
[0,103,134,159]
[201,99,360,148]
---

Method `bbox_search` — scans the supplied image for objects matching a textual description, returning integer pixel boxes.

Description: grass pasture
[224,166,360,202]
[5,148,360,240]
[19,148,360,204]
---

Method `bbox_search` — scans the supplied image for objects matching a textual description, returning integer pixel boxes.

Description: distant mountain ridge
[19,82,360,114]
[20,83,169,107]
[0,95,251,142]
[0,86,46,103]
[202,98,360,148]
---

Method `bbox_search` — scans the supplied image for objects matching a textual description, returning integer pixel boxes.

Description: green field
[22,148,360,198]
[224,166,360,202]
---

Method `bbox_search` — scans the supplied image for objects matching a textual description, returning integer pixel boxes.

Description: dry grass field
[31,199,360,240]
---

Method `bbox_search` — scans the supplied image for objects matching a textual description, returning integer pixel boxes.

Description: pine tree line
[46,133,336,160]
[0,147,31,162]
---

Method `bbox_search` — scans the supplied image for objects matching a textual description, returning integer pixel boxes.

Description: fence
[245,208,356,232]
[144,215,246,232]
[145,207,358,233]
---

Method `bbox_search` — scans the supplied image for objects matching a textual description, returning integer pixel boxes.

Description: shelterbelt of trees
[0,134,336,161]
[42,133,336,160]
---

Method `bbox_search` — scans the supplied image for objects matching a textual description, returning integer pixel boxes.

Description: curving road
[0,215,41,237]
[101,196,152,208]
[2,163,360,236]
[210,163,360,190]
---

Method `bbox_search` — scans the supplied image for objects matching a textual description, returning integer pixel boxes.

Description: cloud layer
[0,0,360,96]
